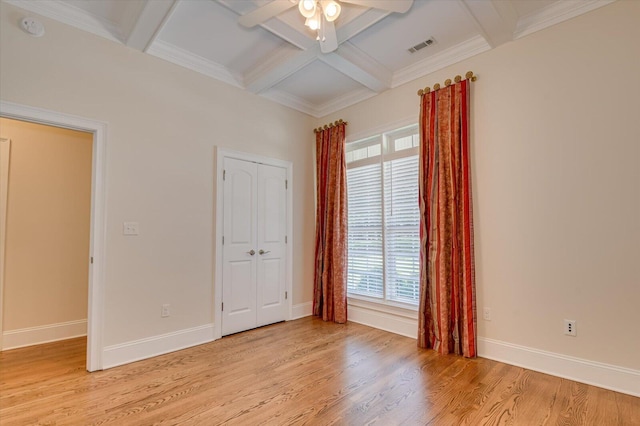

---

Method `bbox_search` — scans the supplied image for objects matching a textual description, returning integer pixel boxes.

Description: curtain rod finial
[314,119,348,133]
[417,71,475,95]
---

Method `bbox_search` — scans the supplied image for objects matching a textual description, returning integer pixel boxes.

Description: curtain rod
[314,119,348,134]
[417,71,477,96]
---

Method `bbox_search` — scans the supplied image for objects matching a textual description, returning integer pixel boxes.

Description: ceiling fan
[238,0,414,53]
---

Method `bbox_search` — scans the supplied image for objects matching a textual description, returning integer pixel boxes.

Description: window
[346,125,420,307]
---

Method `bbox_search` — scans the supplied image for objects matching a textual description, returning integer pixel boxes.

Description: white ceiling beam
[217,0,317,50]
[256,18,318,51]
[125,0,178,52]
[458,0,518,48]
[221,1,392,94]
[244,46,319,93]
[336,8,391,42]
[318,42,392,92]
[245,41,392,95]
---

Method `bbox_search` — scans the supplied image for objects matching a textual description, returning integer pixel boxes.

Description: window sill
[347,296,418,320]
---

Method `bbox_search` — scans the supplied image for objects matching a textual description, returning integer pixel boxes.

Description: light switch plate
[123,222,139,235]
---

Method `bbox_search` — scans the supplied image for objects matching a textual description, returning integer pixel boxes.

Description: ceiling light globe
[307,17,319,30]
[321,1,341,22]
[299,0,316,18]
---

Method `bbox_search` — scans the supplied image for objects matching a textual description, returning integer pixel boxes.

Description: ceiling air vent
[408,37,435,54]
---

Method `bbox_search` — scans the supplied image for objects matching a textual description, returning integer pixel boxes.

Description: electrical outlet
[123,222,139,236]
[564,319,576,336]
[483,307,492,321]
[161,304,170,318]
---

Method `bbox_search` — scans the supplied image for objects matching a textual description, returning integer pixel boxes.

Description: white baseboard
[348,303,418,339]
[102,324,215,369]
[291,302,313,320]
[478,337,640,397]
[2,319,87,350]
[343,304,639,397]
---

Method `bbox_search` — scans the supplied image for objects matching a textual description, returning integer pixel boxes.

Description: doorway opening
[0,117,91,364]
[0,101,107,371]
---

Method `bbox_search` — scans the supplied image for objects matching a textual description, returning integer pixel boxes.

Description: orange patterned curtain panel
[418,79,477,357]
[313,123,348,323]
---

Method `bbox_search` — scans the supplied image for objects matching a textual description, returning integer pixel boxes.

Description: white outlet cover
[483,307,491,321]
[123,222,139,235]
[564,319,577,336]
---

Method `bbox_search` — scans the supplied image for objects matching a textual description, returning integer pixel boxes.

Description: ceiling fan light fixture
[298,0,317,18]
[320,0,341,22]
[305,13,320,31]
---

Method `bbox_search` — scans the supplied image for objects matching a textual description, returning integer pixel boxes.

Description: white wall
[0,2,316,353]
[318,0,640,375]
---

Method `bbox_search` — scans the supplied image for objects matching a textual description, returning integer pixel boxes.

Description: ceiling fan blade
[238,1,297,28]
[320,21,338,53]
[340,0,413,14]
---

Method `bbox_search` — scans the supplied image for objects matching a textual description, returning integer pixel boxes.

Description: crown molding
[313,87,378,118]
[392,35,491,89]
[260,89,319,117]
[262,86,377,118]
[514,0,617,39]
[4,0,124,43]
[146,40,242,89]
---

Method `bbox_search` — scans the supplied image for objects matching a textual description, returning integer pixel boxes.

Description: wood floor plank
[0,317,638,425]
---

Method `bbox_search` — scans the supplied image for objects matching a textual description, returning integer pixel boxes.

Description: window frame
[346,124,420,311]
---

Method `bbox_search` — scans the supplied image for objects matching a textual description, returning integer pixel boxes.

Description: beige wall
[0,2,316,347]
[2,0,638,373]
[317,0,640,370]
[0,118,92,330]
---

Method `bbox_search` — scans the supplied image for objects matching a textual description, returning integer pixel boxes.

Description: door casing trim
[0,137,10,351]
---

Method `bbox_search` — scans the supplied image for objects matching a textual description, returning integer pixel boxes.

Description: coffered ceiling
[5,0,615,117]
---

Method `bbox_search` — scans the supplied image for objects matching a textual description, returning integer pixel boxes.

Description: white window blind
[347,164,383,298]
[383,156,420,303]
[346,125,420,307]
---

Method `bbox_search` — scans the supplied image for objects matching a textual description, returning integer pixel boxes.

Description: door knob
[259,249,270,255]
[247,249,255,256]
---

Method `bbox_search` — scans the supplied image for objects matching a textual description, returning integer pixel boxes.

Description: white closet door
[221,158,288,336]
[256,164,287,327]
[222,157,257,335]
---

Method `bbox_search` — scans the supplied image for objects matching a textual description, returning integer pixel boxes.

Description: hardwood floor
[1,317,638,425]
